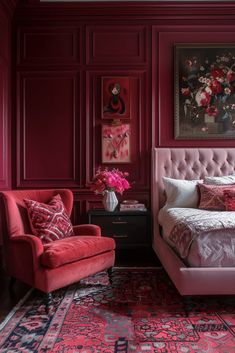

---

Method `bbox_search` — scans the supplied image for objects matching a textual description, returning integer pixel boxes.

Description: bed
[152,147,235,295]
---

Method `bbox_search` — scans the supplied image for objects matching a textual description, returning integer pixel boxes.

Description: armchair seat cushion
[41,235,115,269]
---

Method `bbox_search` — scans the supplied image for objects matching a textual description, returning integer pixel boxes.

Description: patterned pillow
[24,194,74,243]
[198,184,235,211]
[223,189,235,211]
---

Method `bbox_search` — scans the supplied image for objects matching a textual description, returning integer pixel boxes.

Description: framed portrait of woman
[101,77,130,119]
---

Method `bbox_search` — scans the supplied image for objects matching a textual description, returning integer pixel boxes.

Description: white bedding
[158,207,235,267]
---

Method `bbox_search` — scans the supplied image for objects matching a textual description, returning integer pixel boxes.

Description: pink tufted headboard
[152,147,235,215]
[151,148,235,295]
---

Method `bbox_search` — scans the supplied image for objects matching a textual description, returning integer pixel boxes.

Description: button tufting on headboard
[152,147,235,212]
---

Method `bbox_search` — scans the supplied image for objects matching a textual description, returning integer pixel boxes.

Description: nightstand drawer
[88,211,150,249]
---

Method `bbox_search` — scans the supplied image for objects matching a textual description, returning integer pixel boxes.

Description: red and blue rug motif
[0,268,235,352]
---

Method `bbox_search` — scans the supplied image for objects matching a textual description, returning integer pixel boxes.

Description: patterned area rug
[1,268,235,353]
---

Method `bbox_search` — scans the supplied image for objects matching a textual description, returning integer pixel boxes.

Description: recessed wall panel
[17,72,79,187]
[86,25,147,65]
[0,13,8,61]
[86,70,149,189]
[0,61,8,188]
[18,28,80,65]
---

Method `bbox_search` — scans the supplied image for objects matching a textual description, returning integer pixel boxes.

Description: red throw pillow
[223,189,235,211]
[24,194,74,243]
[198,184,235,211]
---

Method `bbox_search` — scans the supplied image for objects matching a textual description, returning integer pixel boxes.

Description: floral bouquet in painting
[102,124,130,163]
[179,47,235,135]
[90,168,131,195]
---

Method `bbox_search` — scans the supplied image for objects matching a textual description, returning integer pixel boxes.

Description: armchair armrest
[10,234,44,272]
[73,224,101,237]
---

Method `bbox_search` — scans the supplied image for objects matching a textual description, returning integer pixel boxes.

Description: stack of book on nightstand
[119,200,147,212]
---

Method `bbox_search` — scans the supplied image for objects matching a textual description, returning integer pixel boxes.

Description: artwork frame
[101,77,130,120]
[102,123,131,163]
[174,44,235,139]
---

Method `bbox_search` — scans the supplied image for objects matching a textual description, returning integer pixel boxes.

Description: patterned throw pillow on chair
[24,194,74,243]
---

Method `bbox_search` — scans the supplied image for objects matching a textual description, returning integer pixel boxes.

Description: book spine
[119,208,146,212]
[120,204,145,210]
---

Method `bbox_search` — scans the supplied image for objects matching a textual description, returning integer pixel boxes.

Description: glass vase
[102,191,118,212]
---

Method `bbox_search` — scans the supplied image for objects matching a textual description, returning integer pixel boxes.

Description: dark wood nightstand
[88,209,150,249]
[88,209,157,266]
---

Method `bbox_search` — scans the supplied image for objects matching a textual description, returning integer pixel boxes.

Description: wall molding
[15,2,235,22]
[0,59,10,189]
[1,0,19,17]
[16,71,81,187]
[17,26,80,66]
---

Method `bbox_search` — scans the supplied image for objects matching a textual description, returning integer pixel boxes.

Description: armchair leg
[107,267,113,284]
[9,277,16,290]
[182,295,191,317]
[45,292,53,313]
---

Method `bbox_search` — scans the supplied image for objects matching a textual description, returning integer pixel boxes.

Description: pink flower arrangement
[90,168,131,195]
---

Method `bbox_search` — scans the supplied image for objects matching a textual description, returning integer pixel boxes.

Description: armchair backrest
[0,189,73,241]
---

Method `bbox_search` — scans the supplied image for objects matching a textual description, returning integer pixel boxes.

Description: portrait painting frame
[101,77,130,120]
[174,43,235,139]
[102,123,131,164]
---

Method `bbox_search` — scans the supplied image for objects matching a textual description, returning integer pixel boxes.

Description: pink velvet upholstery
[1,189,115,293]
[152,148,235,295]
[41,236,115,268]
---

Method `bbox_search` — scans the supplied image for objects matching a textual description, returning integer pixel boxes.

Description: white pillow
[162,177,203,208]
[204,174,235,185]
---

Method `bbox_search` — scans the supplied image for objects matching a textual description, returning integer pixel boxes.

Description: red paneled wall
[1,1,235,225]
[17,73,79,187]
[0,0,17,248]
[0,4,11,191]
[14,9,152,223]
[154,25,235,147]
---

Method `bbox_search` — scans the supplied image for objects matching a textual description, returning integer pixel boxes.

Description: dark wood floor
[0,267,30,322]
[0,247,161,322]
[115,247,161,267]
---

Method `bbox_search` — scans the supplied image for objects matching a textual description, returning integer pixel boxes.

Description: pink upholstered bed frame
[152,147,235,295]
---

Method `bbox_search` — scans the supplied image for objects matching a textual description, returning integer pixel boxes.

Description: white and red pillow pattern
[198,184,235,211]
[223,189,235,211]
[24,194,74,243]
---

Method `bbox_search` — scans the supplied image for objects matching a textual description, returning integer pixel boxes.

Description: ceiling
[39,0,235,2]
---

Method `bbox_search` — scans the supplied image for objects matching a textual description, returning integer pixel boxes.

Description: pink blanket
[159,208,235,267]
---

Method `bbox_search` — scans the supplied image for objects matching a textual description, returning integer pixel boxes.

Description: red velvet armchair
[0,189,115,296]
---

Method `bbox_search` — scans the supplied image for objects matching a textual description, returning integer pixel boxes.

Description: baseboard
[113,266,163,270]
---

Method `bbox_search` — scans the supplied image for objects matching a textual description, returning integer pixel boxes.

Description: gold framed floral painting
[174,44,235,139]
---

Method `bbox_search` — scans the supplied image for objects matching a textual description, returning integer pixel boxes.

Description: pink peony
[211,68,225,79]
[210,80,223,95]
[181,87,190,96]
[205,105,219,117]
[195,90,211,107]
[90,168,131,195]
[227,70,235,82]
